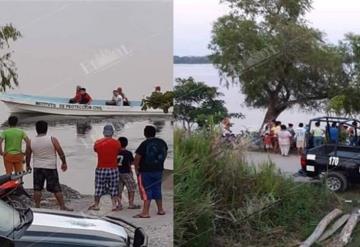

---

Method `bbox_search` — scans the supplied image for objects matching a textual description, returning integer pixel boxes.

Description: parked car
[0,171,147,247]
[300,116,360,192]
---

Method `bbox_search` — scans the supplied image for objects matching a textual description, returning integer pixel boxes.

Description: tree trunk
[332,210,360,247]
[259,103,287,132]
[300,208,343,247]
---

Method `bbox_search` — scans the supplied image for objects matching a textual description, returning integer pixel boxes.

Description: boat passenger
[68,85,82,103]
[79,88,92,105]
[106,90,123,106]
[117,87,130,106]
[154,86,161,93]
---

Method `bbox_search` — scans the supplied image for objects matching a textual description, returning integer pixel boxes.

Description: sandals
[112,204,123,211]
[157,211,166,215]
[128,205,141,209]
[88,205,100,211]
[133,214,151,218]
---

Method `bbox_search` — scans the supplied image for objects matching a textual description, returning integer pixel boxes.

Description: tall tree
[326,34,360,115]
[209,0,348,129]
[174,77,242,132]
[0,24,21,92]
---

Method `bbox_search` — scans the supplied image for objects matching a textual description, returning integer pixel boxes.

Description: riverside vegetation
[174,128,344,247]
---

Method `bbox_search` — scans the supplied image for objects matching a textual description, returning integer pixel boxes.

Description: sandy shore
[22,170,173,247]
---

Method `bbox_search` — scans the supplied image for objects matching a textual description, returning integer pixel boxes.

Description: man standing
[134,125,168,218]
[89,124,121,211]
[0,116,30,174]
[295,123,306,155]
[26,120,72,211]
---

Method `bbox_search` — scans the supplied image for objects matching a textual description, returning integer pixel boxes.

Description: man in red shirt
[79,88,92,104]
[88,124,121,211]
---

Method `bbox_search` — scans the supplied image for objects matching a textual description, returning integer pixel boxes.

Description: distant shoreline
[174,55,211,64]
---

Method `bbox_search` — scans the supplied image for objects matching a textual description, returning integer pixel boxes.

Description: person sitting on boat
[106,90,123,106]
[68,85,82,103]
[154,86,161,93]
[79,88,92,104]
[117,87,130,106]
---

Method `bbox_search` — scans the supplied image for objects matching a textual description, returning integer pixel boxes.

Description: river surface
[174,64,324,132]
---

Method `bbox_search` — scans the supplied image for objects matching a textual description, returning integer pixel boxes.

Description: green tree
[326,34,360,115]
[174,77,242,131]
[0,24,21,92]
[209,0,347,129]
[141,90,174,113]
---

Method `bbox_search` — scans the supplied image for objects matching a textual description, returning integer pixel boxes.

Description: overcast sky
[175,0,360,56]
[0,1,172,98]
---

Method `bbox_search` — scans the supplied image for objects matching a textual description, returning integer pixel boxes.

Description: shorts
[3,153,24,174]
[33,168,62,193]
[296,140,305,149]
[138,171,162,201]
[265,144,272,149]
[119,172,137,194]
[95,168,119,198]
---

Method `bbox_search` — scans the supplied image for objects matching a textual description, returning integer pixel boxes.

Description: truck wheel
[326,172,348,192]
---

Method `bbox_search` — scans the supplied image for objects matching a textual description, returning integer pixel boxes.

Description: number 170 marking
[329,156,339,166]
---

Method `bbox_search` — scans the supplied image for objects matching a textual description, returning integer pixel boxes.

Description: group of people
[68,86,93,104]
[0,116,168,218]
[262,121,306,156]
[105,87,130,106]
[262,119,360,156]
[68,85,162,107]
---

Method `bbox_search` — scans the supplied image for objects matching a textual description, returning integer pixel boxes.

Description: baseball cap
[103,124,114,137]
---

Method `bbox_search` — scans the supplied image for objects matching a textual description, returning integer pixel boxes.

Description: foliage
[141,91,174,113]
[0,23,21,92]
[326,34,360,115]
[209,0,348,127]
[174,128,338,246]
[174,77,243,131]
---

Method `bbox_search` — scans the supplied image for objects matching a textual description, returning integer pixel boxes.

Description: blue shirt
[329,127,339,142]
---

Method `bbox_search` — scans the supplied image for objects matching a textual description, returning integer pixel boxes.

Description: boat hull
[1,96,171,116]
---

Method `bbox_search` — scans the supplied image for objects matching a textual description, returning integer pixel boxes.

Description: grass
[174,129,340,246]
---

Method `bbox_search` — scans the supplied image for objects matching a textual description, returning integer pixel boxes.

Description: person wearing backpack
[133,125,168,218]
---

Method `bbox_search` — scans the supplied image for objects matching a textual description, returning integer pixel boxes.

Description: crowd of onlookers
[0,116,168,218]
[261,119,359,157]
[221,117,360,157]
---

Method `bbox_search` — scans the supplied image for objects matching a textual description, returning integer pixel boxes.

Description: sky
[0,0,173,99]
[174,0,360,56]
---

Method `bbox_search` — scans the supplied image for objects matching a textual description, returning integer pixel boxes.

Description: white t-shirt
[112,95,123,106]
[278,130,292,145]
[295,127,306,141]
[31,135,57,169]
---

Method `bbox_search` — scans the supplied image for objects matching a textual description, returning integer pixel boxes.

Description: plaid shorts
[95,168,119,198]
[119,172,137,194]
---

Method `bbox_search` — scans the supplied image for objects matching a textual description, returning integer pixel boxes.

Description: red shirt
[74,91,82,103]
[94,138,121,168]
[80,93,92,104]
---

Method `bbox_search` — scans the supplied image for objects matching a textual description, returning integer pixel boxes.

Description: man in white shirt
[26,120,72,211]
[295,123,306,154]
[106,90,123,106]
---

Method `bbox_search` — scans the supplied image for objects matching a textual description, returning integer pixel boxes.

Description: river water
[174,64,324,132]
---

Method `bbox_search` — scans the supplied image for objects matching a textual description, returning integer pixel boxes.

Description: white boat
[0,94,171,116]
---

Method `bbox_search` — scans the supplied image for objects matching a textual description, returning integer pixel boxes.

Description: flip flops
[157,211,166,216]
[88,205,100,211]
[128,205,141,209]
[133,214,151,218]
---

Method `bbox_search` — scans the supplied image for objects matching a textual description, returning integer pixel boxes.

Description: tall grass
[174,129,338,246]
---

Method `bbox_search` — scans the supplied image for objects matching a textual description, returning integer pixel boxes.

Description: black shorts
[33,168,62,193]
